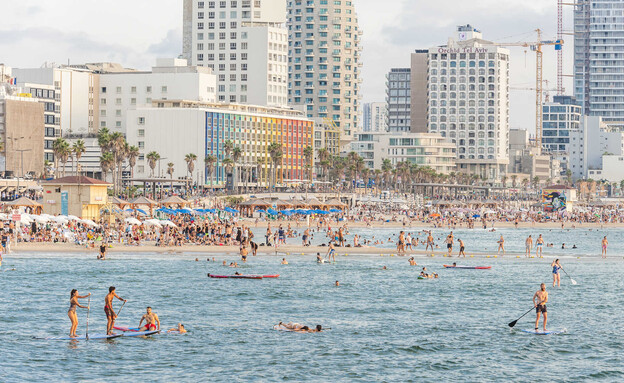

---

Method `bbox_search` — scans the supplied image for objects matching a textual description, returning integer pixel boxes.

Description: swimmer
[335,281,340,286]
[316,253,323,263]
[281,258,288,265]
[167,323,187,334]
[409,257,417,266]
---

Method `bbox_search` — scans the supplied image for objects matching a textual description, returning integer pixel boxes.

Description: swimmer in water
[167,323,187,334]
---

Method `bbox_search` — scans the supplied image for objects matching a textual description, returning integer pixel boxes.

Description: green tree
[72,139,86,176]
[204,155,217,186]
[146,151,160,177]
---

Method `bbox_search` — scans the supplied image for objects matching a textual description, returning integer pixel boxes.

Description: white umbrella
[32,215,50,224]
[144,219,163,228]
[125,218,142,225]
[67,215,80,221]
[80,219,98,227]
[160,220,177,228]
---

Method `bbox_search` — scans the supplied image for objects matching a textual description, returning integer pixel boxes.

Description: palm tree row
[97,128,139,194]
[51,137,87,178]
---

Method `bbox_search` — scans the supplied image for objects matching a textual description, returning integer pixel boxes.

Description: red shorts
[104,306,114,318]
[145,323,156,330]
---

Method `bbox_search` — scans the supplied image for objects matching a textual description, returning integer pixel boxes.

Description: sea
[1,227,622,382]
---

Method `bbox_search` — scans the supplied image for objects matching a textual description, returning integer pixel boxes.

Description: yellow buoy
[516,256,520,258]
[470,255,474,258]
[494,255,497,258]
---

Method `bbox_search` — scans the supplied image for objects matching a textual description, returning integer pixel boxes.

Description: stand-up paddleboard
[119,330,160,337]
[262,275,280,278]
[443,265,491,269]
[35,333,122,341]
[521,328,566,335]
[208,274,263,279]
[114,326,140,332]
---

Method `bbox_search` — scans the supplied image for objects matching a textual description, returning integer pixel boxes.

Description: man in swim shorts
[457,238,465,257]
[533,283,548,331]
[525,235,533,257]
[446,232,454,256]
[105,286,126,335]
[326,242,336,262]
[601,236,608,258]
[536,234,544,257]
[138,306,160,332]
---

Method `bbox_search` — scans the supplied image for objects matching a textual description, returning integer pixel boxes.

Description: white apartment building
[350,132,456,174]
[13,65,99,135]
[98,58,216,134]
[426,25,510,179]
[287,0,363,145]
[362,102,387,132]
[182,0,288,107]
[569,116,624,180]
[542,95,582,171]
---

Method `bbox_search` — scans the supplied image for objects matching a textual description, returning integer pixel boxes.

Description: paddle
[560,267,578,285]
[116,300,127,318]
[508,302,541,328]
[85,296,91,340]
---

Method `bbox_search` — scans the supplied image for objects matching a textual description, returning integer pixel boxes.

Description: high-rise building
[542,95,582,171]
[410,50,428,133]
[182,0,288,107]
[287,0,362,145]
[574,0,624,122]
[425,25,510,179]
[386,68,411,133]
[362,102,387,132]
[20,83,59,163]
[13,65,100,136]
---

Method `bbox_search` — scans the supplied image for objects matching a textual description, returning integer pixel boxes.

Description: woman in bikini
[68,289,90,337]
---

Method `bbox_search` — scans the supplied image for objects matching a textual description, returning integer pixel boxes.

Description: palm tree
[232,147,242,190]
[109,132,126,193]
[59,142,72,177]
[43,160,53,179]
[501,175,507,188]
[184,153,198,194]
[317,148,330,188]
[532,176,540,189]
[224,140,234,159]
[99,152,114,182]
[222,158,235,191]
[167,162,175,192]
[381,159,392,190]
[268,142,283,189]
[52,138,68,178]
[511,174,518,188]
[303,145,314,183]
[204,155,217,187]
[72,139,86,176]
[126,145,139,180]
[565,169,572,186]
[146,151,160,177]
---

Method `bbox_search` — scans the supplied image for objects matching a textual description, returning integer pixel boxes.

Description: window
[115,121,122,127]
[131,98,136,105]
[138,117,145,125]
[138,142,145,149]
[100,98,106,105]
[162,86,168,92]
[146,86,152,93]
[116,110,122,117]
[116,87,122,93]
[101,87,107,93]
[198,1,205,8]
[138,129,145,137]
[198,22,204,29]
[115,98,122,105]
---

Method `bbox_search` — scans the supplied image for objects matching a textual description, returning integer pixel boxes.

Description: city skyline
[1,0,573,133]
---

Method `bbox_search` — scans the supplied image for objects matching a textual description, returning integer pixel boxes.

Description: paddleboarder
[551,259,562,287]
[68,290,91,337]
[105,286,127,335]
[533,283,548,331]
[138,307,160,332]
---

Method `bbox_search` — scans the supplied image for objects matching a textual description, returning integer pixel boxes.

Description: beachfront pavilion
[110,196,130,209]
[325,198,348,211]
[159,195,191,208]
[127,177,193,199]
[130,196,159,216]
[238,198,272,216]
[412,183,507,197]
[5,196,43,214]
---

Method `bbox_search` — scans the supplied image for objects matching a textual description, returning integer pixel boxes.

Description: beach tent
[159,195,190,208]
[5,196,43,214]
[110,196,130,208]
[130,196,158,216]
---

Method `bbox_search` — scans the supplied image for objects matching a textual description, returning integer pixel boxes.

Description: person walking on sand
[68,290,90,337]
[525,235,533,257]
[601,236,608,258]
[536,234,544,257]
[533,283,548,331]
[497,235,505,255]
[551,259,562,287]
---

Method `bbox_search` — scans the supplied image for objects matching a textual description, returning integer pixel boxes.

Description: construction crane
[511,80,558,102]
[494,29,563,154]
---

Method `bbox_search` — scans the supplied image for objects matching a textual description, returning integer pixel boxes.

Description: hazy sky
[0,0,575,133]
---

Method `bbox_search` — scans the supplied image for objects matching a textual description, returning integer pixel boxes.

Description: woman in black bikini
[68,289,90,337]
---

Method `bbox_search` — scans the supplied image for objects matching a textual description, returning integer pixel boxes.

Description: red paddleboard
[443,265,491,269]
[262,275,280,278]
[208,274,263,279]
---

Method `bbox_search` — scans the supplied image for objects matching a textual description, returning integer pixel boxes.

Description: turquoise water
[1,251,623,382]
[257,226,622,257]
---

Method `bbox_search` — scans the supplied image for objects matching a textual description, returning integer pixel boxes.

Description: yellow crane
[494,29,563,154]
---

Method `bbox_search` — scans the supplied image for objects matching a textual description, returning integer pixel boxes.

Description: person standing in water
[457,238,466,257]
[105,286,126,335]
[326,241,337,262]
[551,259,562,287]
[601,236,608,258]
[533,283,548,331]
[68,290,90,337]
[525,235,533,257]
[536,234,544,257]
[426,232,434,252]
[497,235,505,255]
[446,232,454,257]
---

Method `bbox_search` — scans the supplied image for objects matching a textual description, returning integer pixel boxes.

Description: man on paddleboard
[533,283,548,331]
[105,286,126,335]
[138,307,160,332]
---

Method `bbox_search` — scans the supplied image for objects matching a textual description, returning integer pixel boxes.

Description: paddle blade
[570,279,578,285]
[508,320,518,328]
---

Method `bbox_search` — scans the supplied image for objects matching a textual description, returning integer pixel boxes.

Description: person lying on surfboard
[167,323,186,334]
[138,306,160,332]
[278,322,324,332]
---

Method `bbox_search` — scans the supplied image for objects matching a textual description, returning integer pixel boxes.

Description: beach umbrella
[125,217,142,225]
[329,209,341,213]
[32,215,50,224]
[80,219,98,227]
[67,215,80,221]
[267,208,279,215]
[160,220,177,228]
[144,219,163,228]
[472,214,481,218]
[256,209,266,213]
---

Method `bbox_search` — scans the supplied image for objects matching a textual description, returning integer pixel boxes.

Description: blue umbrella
[256,209,266,213]
[472,214,481,218]
[267,208,279,215]
[281,211,293,216]
[329,209,341,213]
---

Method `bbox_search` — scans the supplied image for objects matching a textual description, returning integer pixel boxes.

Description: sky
[0,0,575,133]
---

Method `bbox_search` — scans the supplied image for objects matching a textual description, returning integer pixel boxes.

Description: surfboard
[119,330,160,337]
[113,326,140,332]
[443,265,491,269]
[35,333,122,340]
[521,328,566,335]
